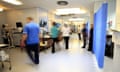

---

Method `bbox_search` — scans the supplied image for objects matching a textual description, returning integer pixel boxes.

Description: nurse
[50,22,59,53]
[21,17,40,64]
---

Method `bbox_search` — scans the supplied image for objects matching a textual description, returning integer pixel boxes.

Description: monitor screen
[16,22,23,27]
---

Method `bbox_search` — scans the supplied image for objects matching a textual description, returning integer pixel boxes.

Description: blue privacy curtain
[93,3,108,68]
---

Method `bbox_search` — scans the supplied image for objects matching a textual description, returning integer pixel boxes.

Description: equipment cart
[0,44,12,70]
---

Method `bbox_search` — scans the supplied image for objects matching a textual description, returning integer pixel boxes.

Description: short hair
[64,24,68,27]
[2,24,5,28]
[52,22,56,26]
[27,17,33,21]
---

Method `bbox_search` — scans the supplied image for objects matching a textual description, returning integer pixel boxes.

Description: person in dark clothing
[1,24,8,44]
[105,35,114,58]
[81,24,88,48]
[88,24,94,52]
[78,25,81,40]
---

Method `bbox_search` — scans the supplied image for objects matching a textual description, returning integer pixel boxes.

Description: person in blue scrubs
[51,22,59,53]
[21,17,40,64]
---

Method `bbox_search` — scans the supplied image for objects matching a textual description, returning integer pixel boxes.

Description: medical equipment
[0,44,12,70]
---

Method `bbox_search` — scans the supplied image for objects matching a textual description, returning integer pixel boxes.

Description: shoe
[34,60,39,65]
[66,48,69,50]
[35,62,39,65]
[88,49,91,51]
[82,46,85,48]
[52,51,55,54]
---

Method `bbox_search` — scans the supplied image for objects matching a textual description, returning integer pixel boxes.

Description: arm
[50,27,53,37]
[21,34,27,47]
[39,27,42,41]
[39,33,43,42]
[21,26,28,47]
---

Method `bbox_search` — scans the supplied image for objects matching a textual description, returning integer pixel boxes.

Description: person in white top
[61,24,71,49]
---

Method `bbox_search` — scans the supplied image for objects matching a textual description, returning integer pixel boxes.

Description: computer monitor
[16,22,23,28]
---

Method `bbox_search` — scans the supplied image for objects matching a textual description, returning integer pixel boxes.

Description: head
[83,24,86,28]
[2,24,5,28]
[52,22,56,26]
[91,24,94,29]
[64,24,68,27]
[26,17,33,23]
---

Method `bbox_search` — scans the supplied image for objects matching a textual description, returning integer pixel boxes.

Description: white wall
[5,8,40,28]
[90,11,94,24]
[113,0,120,72]
[0,12,6,43]
[94,1,103,13]
[39,8,48,20]
[107,0,116,30]
[113,31,120,72]
[94,0,116,30]
[5,7,62,32]
[115,0,120,31]
[0,12,6,28]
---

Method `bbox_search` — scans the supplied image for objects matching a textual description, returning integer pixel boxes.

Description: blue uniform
[23,22,40,44]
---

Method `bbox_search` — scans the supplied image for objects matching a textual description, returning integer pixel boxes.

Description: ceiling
[0,0,95,12]
[0,0,97,22]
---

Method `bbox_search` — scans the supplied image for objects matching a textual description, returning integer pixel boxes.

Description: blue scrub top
[23,22,40,44]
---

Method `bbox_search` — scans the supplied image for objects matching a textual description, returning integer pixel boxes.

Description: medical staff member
[21,17,40,64]
[61,24,71,50]
[51,22,59,53]
[77,25,81,40]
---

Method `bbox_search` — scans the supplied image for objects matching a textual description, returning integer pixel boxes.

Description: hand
[40,38,43,41]
[20,41,26,48]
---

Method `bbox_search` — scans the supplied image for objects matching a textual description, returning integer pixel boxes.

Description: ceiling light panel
[69,18,85,21]
[56,8,86,15]
[2,0,23,5]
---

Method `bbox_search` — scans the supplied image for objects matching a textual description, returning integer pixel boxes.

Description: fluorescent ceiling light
[0,8,3,12]
[56,8,86,15]
[69,18,85,21]
[3,0,23,5]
